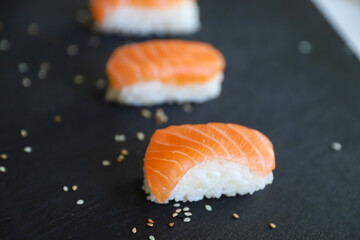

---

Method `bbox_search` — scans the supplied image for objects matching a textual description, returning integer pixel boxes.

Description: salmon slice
[144,123,275,203]
[90,0,193,23]
[106,39,225,90]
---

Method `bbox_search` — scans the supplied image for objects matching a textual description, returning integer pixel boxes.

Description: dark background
[1,0,359,239]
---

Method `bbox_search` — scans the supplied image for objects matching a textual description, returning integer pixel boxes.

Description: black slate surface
[1,0,360,239]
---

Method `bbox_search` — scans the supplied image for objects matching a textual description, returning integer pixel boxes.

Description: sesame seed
[205,204,212,211]
[102,160,111,166]
[89,36,100,48]
[95,78,106,88]
[168,222,174,228]
[131,227,137,234]
[73,74,85,85]
[173,203,180,207]
[67,45,78,56]
[183,217,191,222]
[172,213,178,217]
[232,213,239,219]
[40,62,50,72]
[18,62,29,73]
[155,108,168,125]
[183,207,189,211]
[114,134,126,142]
[121,149,129,156]
[298,40,312,54]
[146,223,153,227]
[149,235,155,240]
[24,146,32,153]
[0,166,6,173]
[175,208,181,213]
[72,185,78,191]
[76,9,91,25]
[116,154,125,163]
[136,132,145,141]
[54,115,62,123]
[38,70,47,80]
[183,103,192,112]
[141,109,152,119]
[0,154,8,160]
[0,39,9,51]
[269,223,276,229]
[148,219,154,224]
[27,23,40,36]
[184,212,192,216]
[146,195,151,201]
[22,77,31,87]
[331,142,342,151]
[63,186,69,192]
[20,129,28,137]
[76,199,84,205]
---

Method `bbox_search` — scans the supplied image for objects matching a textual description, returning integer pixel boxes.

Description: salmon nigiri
[143,123,275,203]
[106,39,225,106]
[90,0,200,35]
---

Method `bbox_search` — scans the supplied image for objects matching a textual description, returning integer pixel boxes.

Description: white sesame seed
[0,153,8,160]
[149,235,155,240]
[0,39,9,51]
[183,217,191,222]
[20,129,28,137]
[331,142,342,151]
[116,154,125,163]
[121,149,129,156]
[269,223,276,229]
[205,204,212,211]
[27,23,40,36]
[24,146,32,153]
[136,132,145,141]
[298,40,312,54]
[183,103,192,112]
[102,160,111,167]
[38,70,47,80]
[168,222,174,228]
[131,227,137,234]
[22,77,31,87]
[40,62,50,72]
[76,199,84,205]
[173,203,180,207]
[184,212,192,216]
[146,223,153,227]
[172,212,178,218]
[183,207,189,211]
[146,195,151,201]
[155,108,168,125]
[141,109,152,119]
[95,78,106,88]
[72,185,78,191]
[54,115,62,123]
[148,219,154,223]
[232,213,239,219]
[73,74,85,85]
[63,186,69,192]
[0,166,6,173]
[76,9,91,25]
[18,62,29,73]
[67,45,78,56]
[114,134,126,142]
[175,208,181,213]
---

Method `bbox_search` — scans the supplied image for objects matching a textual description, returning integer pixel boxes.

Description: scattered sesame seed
[95,78,106,88]
[89,36,100,48]
[67,45,79,56]
[63,186,69,192]
[73,74,85,85]
[331,142,342,151]
[183,103,193,112]
[0,166,6,173]
[183,217,191,222]
[116,154,125,163]
[102,160,111,167]
[54,115,62,123]
[298,40,312,54]
[22,77,31,87]
[136,132,145,141]
[205,204,212,211]
[18,62,29,73]
[141,109,152,119]
[72,185,78,191]
[148,219,154,224]
[76,199,84,205]
[172,213,178,218]
[232,213,239,219]
[20,129,28,137]
[169,222,174,228]
[155,108,168,125]
[173,203,180,207]
[184,212,192,216]
[269,223,276,229]
[175,208,182,213]
[131,227,137,234]
[114,134,126,142]
[27,23,40,36]
[76,9,91,25]
[24,146,32,153]
[183,207,189,211]
[146,195,151,201]
[38,70,47,80]
[0,154,8,160]
[40,62,50,72]
[121,149,129,156]
[0,39,9,51]
[146,223,153,227]
[149,235,155,240]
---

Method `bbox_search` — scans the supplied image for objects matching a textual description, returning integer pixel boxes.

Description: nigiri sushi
[143,123,275,203]
[106,40,225,106]
[90,0,200,35]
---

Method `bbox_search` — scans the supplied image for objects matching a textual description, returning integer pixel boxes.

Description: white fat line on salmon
[146,157,185,171]
[147,150,194,161]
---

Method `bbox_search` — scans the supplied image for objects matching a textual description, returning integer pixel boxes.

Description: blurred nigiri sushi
[90,0,200,35]
[106,39,225,106]
[143,123,275,203]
